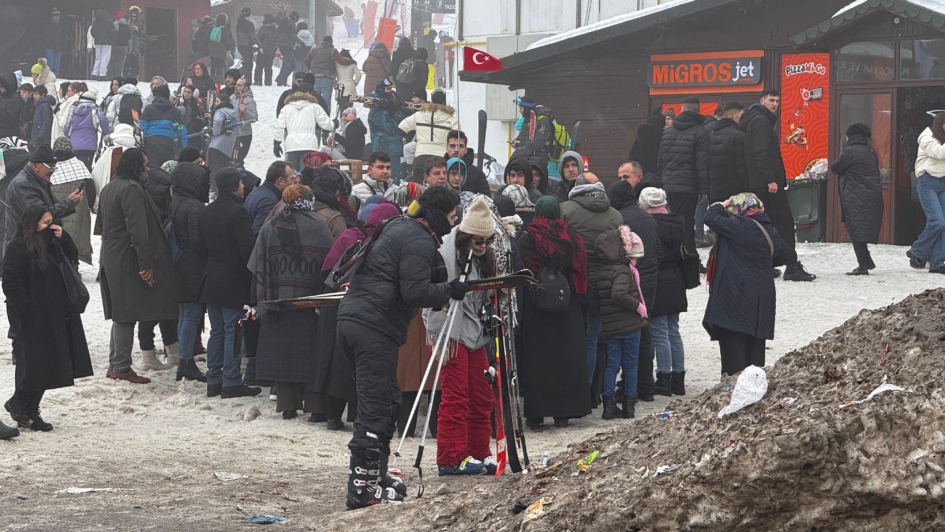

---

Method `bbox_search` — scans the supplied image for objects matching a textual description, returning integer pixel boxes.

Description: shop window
[901,39,945,80]
[834,41,896,82]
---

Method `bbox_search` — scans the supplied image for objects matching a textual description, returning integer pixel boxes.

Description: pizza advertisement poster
[780,53,830,180]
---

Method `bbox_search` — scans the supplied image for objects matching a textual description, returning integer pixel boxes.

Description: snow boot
[671,371,686,396]
[622,394,637,419]
[139,349,168,371]
[654,372,672,396]
[0,419,18,440]
[4,396,31,428]
[601,395,622,420]
[164,342,181,367]
[176,358,207,382]
[783,262,816,282]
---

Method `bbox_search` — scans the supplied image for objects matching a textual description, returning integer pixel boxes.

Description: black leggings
[852,241,874,269]
[715,327,765,376]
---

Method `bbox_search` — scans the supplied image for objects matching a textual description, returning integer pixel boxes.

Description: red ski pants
[436,342,494,466]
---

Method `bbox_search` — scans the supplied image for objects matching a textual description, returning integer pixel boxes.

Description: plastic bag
[718,366,767,418]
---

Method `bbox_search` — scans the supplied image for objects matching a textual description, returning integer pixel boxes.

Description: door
[895,86,945,244]
[144,8,177,81]
[831,91,893,244]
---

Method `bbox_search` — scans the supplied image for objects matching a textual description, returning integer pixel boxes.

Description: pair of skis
[489,289,530,476]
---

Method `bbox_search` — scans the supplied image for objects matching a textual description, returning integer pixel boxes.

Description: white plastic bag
[718,366,768,418]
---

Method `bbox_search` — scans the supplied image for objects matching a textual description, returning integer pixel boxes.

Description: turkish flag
[463,47,503,72]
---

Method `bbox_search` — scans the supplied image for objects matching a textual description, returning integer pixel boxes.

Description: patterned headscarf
[161,160,179,174]
[726,192,765,217]
[282,184,315,211]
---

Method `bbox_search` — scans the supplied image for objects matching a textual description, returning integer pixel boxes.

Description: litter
[658,411,674,419]
[241,515,287,524]
[718,366,768,418]
[839,383,907,409]
[576,450,599,472]
[778,397,797,408]
[654,464,681,476]
[56,487,124,494]
[213,471,248,482]
[522,498,548,522]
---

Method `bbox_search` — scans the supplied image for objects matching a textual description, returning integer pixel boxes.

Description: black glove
[448,278,469,301]
[273,141,282,158]
[333,118,340,130]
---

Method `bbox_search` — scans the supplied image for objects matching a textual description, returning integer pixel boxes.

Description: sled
[260,291,346,311]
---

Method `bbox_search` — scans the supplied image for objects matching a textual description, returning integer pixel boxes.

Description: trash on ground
[576,450,599,472]
[839,383,907,409]
[718,366,768,418]
[241,515,287,524]
[213,471,248,482]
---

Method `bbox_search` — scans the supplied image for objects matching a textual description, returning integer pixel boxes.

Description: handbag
[55,242,90,314]
[679,243,701,290]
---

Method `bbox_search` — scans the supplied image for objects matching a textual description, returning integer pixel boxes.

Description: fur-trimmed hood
[285,92,318,105]
[420,102,454,115]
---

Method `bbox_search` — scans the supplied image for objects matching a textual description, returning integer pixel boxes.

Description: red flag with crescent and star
[463,47,502,71]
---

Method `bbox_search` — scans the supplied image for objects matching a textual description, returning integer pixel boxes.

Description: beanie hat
[519,96,536,109]
[161,160,179,174]
[638,187,667,210]
[215,167,244,194]
[178,147,202,163]
[303,150,332,168]
[459,195,495,237]
[845,123,871,139]
[31,64,43,76]
[225,68,243,81]
[620,226,645,259]
[412,89,427,102]
[53,136,72,154]
[28,145,57,164]
[431,89,447,105]
[501,184,534,210]
[492,195,515,218]
[534,195,560,219]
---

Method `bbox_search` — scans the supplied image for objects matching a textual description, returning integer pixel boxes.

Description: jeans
[584,300,602,386]
[44,49,62,74]
[650,314,685,373]
[910,174,945,269]
[177,303,206,361]
[603,330,641,397]
[206,305,244,387]
[314,78,334,113]
[276,50,296,86]
[694,194,708,238]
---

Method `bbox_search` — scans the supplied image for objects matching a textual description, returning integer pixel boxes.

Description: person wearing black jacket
[236,8,257,83]
[168,162,211,382]
[740,90,815,281]
[444,130,491,196]
[657,96,709,255]
[333,107,367,159]
[830,123,883,275]
[708,102,749,202]
[338,186,466,509]
[0,73,23,139]
[91,9,116,80]
[628,114,664,176]
[254,14,280,86]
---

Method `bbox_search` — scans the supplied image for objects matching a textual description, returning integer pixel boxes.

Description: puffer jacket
[351,174,390,203]
[337,215,452,344]
[30,94,56,149]
[0,73,24,138]
[362,45,392,97]
[90,11,115,45]
[740,103,786,190]
[141,97,186,144]
[398,103,459,158]
[831,133,883,243]
[560,184,622,296]
[273,92,334,153]
[64,100,110,152]
[256,23,280,55]
[709,117,749,201]
[914,127,945,178]
[169,162,211,302]
[309,44,337,78]
[52,94,80,144]
[595,227,647,337]
[230,88,258,137]
[208,105,239,157]
[658,109,709,195]
[651,212,688,317]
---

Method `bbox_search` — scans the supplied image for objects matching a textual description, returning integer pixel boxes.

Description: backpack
[395,60,416,85]
[209,26,222,44]
[324,216,400,291]
[529,264,571,312]
[545,117,571,162]
[164,218,183,263]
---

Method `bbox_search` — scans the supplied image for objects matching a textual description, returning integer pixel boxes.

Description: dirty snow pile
[328,288,945,531]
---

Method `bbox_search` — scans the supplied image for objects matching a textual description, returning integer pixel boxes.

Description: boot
[671,371,686,396]
[380,453,407,498]
[4,396,31,428]
[346,452,403,510]
[176,358,207,382]
[654,372,672,396]
[0,419,18,440]
[783,262,816,282]
[622,394,637,419]
[164,343,181,367]
[601,395,622,420]
[139,349,168,371]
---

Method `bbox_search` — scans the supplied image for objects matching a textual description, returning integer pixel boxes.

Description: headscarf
[534,195,560,219]
[725,192,765,217]
[524,197,588,295]
[283,183,315,211]
[275,185,315,261]
[161,160,179,174]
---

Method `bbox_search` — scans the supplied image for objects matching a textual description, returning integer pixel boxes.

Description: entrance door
[831,91,893,244]
[896,86,945,244]
[144,8,177,81]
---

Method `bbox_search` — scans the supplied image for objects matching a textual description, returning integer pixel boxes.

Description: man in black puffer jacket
[0,73,23,139]
[338,186,467,510]
[709,101,749,203]
[658,96,708,254]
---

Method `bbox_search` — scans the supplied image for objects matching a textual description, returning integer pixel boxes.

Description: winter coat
[273,92,334,153]
[1,165,77,265]
[709,117,749,202]
[309,44,337,78]
[197,192,254,308]
[30,95,56,149]
[142,97,186,167]
[336,62,362,98]
[398,103,458,158]
[90,12,116,45]
[703,204,795,341]
[337,215,452,344]
[191,24,212,56]
[650,212,688,317]
[368,95,408,158]
[277,17,296,51]
[914,127,945,178]
[314,201,347,238]
[560,188,623,297]
[236,16,256,47]
[114,18,132,47]
[168,162,210,302]
[2,230,93,391]
[511,107,555,166]
[362,45,392,98]
[0,73,23,138]
[208,105,239,157]
[446,149,492,196]
[658,109,709,195]
[831,134,883,243]
[177,97,205,142]
[208,24,235,60]
[351,174,391,204]
[390,39,414,83]
[628,122,662,175]
[52,94,80,145]
[244,181,282,236]
[106,84,143,131]
[230,88,258,137]
[256,23,280,55]
[335,117,367,159]
[595,228,647,337]
[740,103,786,190]
[64,101,110,153]
[607,180,661,294]
[98,177,178,322]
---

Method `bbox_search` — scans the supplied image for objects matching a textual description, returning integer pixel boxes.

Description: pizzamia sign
[648,51,764,89]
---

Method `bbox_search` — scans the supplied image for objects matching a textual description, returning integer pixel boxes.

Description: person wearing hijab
[831,123,883,276]
[703,193,795,376]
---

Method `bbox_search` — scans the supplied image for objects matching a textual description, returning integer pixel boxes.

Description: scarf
[524,216,588,295]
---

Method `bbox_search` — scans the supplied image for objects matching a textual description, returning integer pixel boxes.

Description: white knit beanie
[638,187,667,209]
[459,195,495,237]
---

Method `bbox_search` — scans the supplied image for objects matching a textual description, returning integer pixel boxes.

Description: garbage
[241,515,287,524]
[718,366,768,418]
[658,411,674,419]
[576,450,599,472]
[541,450,551,467]
[512,498,532,514]
[213,471,248,482]
[56,487,124,494]
[839,383,907,409]
[522,498,549,522]
[654,464,682,476]
[777,397,797,408]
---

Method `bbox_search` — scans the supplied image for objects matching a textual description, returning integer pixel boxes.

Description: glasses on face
[41,163,56,171]
[472,236,495,246]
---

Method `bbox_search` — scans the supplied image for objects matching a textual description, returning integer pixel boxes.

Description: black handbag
[55,242,90,314]
[679,243,701,290]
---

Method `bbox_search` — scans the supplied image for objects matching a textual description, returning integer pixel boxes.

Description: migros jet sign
[648,51,764,89]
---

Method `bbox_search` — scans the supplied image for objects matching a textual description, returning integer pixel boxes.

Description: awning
[790,0,945,46]
[319,0,344,18]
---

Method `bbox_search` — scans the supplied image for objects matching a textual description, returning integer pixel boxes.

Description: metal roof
[790,0,945,46]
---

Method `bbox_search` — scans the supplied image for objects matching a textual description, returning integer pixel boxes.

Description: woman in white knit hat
[422,194,500,476]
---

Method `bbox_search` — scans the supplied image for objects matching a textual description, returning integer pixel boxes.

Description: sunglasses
[472,236,495,246]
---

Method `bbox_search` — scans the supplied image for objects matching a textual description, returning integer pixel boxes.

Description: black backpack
[529,264,571,312]
[395,60,416,85]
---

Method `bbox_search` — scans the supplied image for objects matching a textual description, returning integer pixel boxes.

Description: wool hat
[178,147,202,163]
[303,150,332,168]
[225,68,243,82]
[638,187,667,210]
[459,195,495,238]
[412,89,427,102]
[519,96,536,109]
[431,89,446,105]
[620,226,645,259]
[342,107,356,119]
[492,194,515,218]
[31,63,43,76]
[28,145,57,164]
[215,167,244,194]
[534,195,560,219]
[501,184,534,210]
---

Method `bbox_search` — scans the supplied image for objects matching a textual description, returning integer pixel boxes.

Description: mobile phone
[77,181,86,192]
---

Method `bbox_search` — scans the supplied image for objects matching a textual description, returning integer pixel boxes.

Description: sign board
[648,51,764,94]
[780,53,830,180]
[415,0,456,12]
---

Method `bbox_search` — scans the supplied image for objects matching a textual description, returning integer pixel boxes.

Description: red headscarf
[523,216,588,295]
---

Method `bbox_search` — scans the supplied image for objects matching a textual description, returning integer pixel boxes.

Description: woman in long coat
[362,43,391,99]
[830,123,883,275]
[250,185,333,419]
[703,193,795,376]
[517,196,591,429]
[2,206,93,431]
